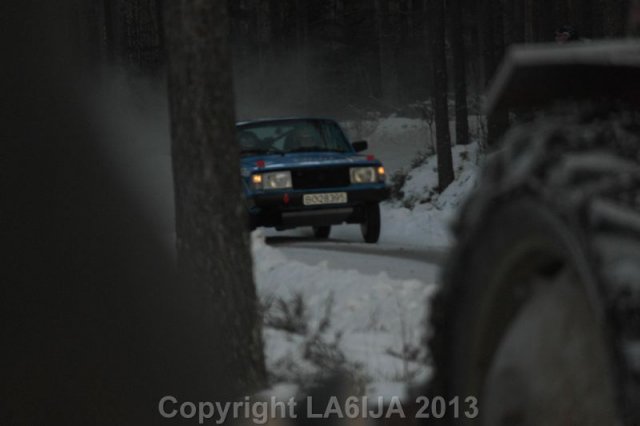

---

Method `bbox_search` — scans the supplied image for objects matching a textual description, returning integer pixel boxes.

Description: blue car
[238,118,390,243]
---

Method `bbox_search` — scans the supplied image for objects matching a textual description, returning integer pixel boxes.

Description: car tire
[360,202,381,244]
[427,106,640,425]
[312,226,331,239]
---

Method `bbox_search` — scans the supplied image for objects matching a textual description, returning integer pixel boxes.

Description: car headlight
[350,167,377,184]
[252,171,292,190]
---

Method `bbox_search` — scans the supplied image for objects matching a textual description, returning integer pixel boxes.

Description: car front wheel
[360,203,380,244]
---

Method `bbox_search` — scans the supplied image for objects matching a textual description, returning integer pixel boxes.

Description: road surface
[265,228,445,284]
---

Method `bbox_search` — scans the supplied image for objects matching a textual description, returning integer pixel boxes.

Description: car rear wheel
[312,226,331,239]
[360,203,381,244]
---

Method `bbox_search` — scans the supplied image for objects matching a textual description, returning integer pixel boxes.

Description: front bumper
[247,186,389,229]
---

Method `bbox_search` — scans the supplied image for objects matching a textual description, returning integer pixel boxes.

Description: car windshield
[237,120,352,155]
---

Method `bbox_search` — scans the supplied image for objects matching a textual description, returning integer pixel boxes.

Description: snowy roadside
[253,233,437,399]
[341,116,481,248]
[380,143,480,248]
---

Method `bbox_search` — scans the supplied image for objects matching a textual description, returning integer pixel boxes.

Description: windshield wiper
[241,148,285,156]
[286,147,345,153]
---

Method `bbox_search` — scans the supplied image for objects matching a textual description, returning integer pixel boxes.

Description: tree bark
[375,0,400,104]
[449,0,470,145]
[164,0,266,397]
[428,0,454,190]
[511,0,526,44]
[630,0,640,36]
[479,0,508,146]
[374,0,398,105]
[3,1,265,423]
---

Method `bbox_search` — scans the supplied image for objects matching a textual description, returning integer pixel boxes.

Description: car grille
[291,167,350,190]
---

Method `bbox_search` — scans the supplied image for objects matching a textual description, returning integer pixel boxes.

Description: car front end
[238,118,389,242]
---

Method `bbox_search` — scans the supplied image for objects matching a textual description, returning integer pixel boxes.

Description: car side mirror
[352,140,368,152]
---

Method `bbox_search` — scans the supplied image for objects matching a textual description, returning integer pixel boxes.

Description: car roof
[236,117,338,127]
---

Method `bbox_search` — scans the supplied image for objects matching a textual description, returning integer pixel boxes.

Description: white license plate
[303,192,348,206]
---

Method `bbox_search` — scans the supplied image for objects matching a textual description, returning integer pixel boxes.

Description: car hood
[241,151,378,170]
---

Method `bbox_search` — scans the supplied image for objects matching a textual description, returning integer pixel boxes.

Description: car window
[237,120,351,154]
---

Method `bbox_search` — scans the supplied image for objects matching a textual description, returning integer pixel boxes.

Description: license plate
[303,192,348,206]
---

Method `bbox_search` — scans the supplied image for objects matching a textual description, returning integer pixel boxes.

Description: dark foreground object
[427,40,640,425]
[2,2,251,424]
[428,107,640,424]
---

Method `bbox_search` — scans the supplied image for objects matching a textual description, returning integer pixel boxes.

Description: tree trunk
[101,0,165,72]
[375,0,400,105]
[524,0,534,42]
[428,0,454,190]
[3,1,264,423]
[511,0,526,44]
[480,0,508,146]
[630,0,640,36]
[602,0,630,37]
[449,0,470,145]
[295,0,310,109]
[164,0,266,397]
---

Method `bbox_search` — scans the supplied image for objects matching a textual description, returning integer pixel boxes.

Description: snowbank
[384,143,480,247]
[253,232,437,398]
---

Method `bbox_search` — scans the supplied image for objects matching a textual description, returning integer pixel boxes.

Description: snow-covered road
[268,236,445,283]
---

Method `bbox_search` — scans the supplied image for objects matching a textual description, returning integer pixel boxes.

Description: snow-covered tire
[428,106,640,425]
[313,225,331,239]
[361,203,381,244]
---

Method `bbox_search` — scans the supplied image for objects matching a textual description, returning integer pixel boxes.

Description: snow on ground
[382,143,480,248]
[253,232,437,398]
[254,115,482,399]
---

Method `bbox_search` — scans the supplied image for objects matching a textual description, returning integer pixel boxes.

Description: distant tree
[375,0,400,105]
[448,0,470,145]
[630,0,640,35]
[164,0,266,397]
[479,0,508,145]
[102,0,165,72]
[601,0,631,37]
[428,0,455,190]
[510,0,526,44]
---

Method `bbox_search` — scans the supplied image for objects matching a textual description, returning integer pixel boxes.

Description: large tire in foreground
[361,202,381,244]
[428,107,640,425]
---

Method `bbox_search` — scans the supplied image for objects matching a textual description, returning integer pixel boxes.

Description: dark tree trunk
[409,0,432,99]
[602,0,630,37]
[375,0,398,105]
[524,0,534,42]
[375,0,399,104]
[295,0,310,108]
[631,0,640,36]
[343,0,382,101]
[101,0,165,72]
[536,0,555,42]
[479,0,508,146]
[582,0,598,38]
[4,1,262,423]
[449,0,470,145]
[428,0,454,190]
[511,0,526,44]
[164,0,266,396]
